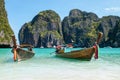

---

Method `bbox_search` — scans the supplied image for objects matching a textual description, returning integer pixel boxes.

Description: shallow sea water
[0,48,120,80]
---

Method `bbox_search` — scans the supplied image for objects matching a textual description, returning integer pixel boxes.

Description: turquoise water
[0,48,120,80]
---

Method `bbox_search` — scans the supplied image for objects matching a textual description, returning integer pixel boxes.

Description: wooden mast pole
[96,32,103,44]
[94,32,103,59]
[12,35,17,61]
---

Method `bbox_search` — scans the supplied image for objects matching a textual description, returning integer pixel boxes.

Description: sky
[4,0,120,43]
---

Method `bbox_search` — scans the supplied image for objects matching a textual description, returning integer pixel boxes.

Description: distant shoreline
[0,44,11,48]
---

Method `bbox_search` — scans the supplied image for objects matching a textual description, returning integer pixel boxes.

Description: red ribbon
[56,45,61,49]
[93,44,98,59]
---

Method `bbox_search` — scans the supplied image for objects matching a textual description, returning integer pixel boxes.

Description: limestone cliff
[62,9,99,47]
[19,9,120,48]
[0,0,14,48]
[19,10,63,47]
[98,16,120,47]
[62,9,120,47]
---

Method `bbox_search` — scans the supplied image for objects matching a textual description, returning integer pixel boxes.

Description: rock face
[19,9,120,48]
[0,0,14,48]
[19,10,63,47]
[62,9,99,47]
[62,9,120,47]
[98,16,120,47]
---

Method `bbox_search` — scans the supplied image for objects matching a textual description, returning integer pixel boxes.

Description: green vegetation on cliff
[19,9,120,48]
[38,10,60,23]
[62,9,120,47]
[19,10,63,47]
[0,0,14,47]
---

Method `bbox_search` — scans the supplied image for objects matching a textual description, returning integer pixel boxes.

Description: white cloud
[104,7,120,12]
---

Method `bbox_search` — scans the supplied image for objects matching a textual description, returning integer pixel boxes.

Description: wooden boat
[55,32,103,61]
[11,35,35,61]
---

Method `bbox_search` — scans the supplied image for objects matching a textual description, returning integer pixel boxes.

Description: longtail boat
[11,35,35,61]
[55,32,103,61]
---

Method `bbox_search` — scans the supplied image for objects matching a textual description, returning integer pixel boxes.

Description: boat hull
[16,48,35,61]
[56,47,95,61]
